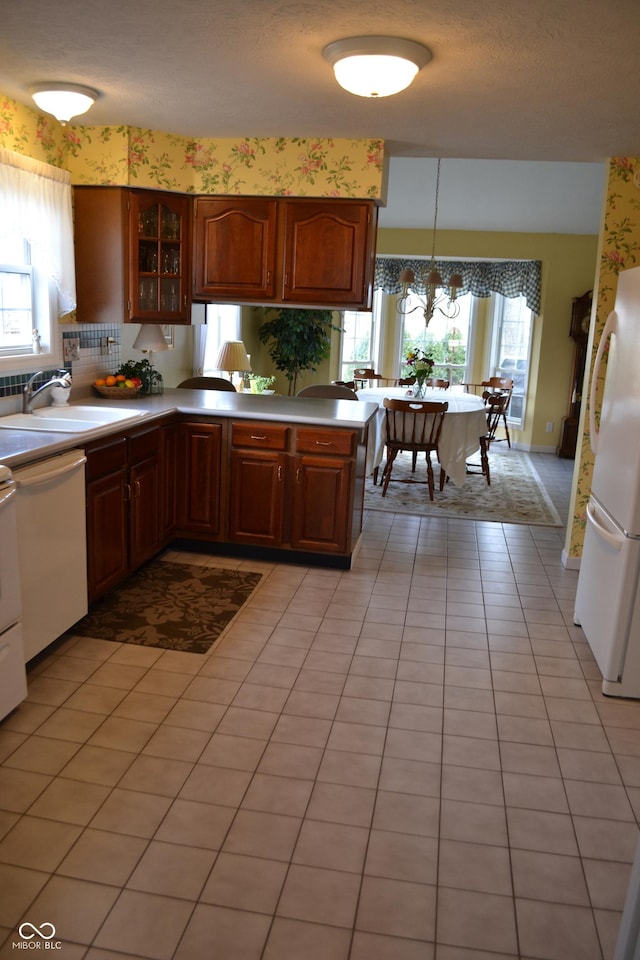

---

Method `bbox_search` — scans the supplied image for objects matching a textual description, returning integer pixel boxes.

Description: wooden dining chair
[465,432,492,485]
[481,378,513,446]
[332,379,356,390]
[425,377,450,390]
[484,376,514,392]
[296,384,358,399]
[353,368,382,389]
[380,398,448,500]
[177,376,236,391]
[484,391,512,447]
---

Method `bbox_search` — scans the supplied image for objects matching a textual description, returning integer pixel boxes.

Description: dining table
[357,386,488,488]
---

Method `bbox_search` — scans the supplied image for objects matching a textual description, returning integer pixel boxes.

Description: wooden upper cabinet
[193,196,378,309]
[282,201,376,307]
[130,191,192,323]
[193,198,278,301]
[73,186,192,324]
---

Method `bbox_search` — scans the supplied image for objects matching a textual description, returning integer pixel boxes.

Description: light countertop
[0,389,378,470]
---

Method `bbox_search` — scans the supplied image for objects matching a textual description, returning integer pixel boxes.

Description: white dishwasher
[0,466,27,720]
[14,449,88,662]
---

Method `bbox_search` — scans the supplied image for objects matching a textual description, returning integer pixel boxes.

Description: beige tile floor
[1,451,640,960]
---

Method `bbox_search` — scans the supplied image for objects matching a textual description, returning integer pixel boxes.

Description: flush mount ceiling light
[29,82,99,123]
[322,36,431,98]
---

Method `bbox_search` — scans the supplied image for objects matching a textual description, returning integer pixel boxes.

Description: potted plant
[258,307,342,396]
[404,349,435,398]
[115,359,163,395]
[248,374,276,394]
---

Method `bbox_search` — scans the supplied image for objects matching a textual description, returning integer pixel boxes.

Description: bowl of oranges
[93,374,143,399]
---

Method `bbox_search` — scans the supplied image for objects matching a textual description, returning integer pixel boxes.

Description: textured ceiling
[1,0,639,162]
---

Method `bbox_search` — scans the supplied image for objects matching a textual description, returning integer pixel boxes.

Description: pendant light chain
[431,158,441,264]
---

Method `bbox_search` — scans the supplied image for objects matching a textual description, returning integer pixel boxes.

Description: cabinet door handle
[315,441,333,447]
[134,480,141,498]
[266,271,271,285]
[123,482,131,501]
[296,467,302,484]
[250,434,268,441]
[277,465,283,482]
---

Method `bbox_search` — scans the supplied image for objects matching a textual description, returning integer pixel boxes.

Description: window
[0,263,33,357]
[489,293,534,428]
[0,149,75,374]
[400,293,474,389]
[202,303,241,373]
[339,290,382,381]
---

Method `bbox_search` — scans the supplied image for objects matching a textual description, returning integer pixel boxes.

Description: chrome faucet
[23,370,73,413]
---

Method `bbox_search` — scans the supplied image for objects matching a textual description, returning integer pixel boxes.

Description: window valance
[374,258,542,316]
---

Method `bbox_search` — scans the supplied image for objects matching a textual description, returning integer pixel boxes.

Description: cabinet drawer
[295,428,355,457]
[85,436,127,482]
[129,424,161,464]
[232,422,289,451]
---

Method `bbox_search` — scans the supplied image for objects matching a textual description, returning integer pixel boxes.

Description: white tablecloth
[358,387,488,488]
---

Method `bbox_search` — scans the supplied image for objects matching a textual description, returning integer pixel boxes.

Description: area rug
[71,559,263,654]
[364,446,562,527]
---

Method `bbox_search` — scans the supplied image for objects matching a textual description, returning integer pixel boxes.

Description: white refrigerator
[574,265,640,698]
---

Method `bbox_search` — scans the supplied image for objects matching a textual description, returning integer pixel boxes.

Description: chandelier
[396,159,463,326]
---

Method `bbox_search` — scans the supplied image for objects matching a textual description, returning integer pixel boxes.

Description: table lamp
[215,340,252,387]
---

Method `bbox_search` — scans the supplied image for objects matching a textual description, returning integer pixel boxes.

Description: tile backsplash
[0,323,122,405]
[61,323,123,387]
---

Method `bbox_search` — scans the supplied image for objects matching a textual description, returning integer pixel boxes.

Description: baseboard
[562,548,581,570]
[502,441,558,454]
[527,444,559,454]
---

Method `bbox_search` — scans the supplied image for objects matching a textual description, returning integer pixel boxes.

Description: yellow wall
[376,228,599,449]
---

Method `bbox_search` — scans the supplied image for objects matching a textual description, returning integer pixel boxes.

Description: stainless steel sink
[0,405,146,433]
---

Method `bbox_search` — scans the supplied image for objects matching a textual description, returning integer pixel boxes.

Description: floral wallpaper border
[0,94,384,198]
[568,157,640,558]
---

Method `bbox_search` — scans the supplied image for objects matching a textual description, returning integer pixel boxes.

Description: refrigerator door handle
[587,500,623,551]
[589,308,618,455]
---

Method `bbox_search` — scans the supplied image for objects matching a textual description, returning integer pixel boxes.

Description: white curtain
[192,326,207,376]
[0,148,76,318]
[203,304,241,372]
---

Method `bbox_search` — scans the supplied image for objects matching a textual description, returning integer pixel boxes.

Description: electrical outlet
[546,421,554,433]
[64,337,80,361]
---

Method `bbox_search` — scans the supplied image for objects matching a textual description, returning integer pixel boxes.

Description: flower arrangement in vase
[405,349,435,398]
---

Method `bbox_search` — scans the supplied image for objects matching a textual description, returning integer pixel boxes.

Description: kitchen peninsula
[0,390,377,603]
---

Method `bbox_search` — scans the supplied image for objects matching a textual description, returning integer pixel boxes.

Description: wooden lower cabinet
[229,450,287,545]
[291,455,352,553]
[86,445,129,601]
[225,421,357,556]
[128,450,161,571]
[161,420,179,539]
[85,425,163,602]
[178,421,223,535]
[84,414,367,601]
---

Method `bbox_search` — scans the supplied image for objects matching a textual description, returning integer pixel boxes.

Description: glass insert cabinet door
[129,192,191,324]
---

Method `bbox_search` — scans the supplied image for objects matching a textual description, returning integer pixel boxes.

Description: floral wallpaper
[567,156,640,559]
[0,94,385,198]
